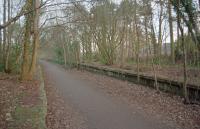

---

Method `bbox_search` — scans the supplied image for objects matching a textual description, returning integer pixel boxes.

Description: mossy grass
[8,65,47,129]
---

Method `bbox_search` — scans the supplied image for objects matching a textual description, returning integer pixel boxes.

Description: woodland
[0,0,200,104]
[0,0,200,129]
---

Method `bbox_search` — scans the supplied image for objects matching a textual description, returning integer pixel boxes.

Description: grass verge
[8,66,47,129]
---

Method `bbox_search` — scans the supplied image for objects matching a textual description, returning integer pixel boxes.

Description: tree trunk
[168,0,175,64]
[144,16,149,64]
[182,31,190,104]
[0,29,2,63]
[176,0,180,61]
[176,7,190,103]
[120,24,125,68]
[2,0,7,65]
[134,0,140,83]
[158,0,163,64]
[120,40,124,68]
[150,13,157,56]
[76,42,80,69]
[152,59,159,92]
[149,10,159,92]
[21,0,33,80]
[5,0,11,73]
[62,42,67,67]
[29,0,40,79]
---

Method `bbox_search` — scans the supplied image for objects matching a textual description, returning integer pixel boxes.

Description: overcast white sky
[0,0,178,43]
[0,0,199,43]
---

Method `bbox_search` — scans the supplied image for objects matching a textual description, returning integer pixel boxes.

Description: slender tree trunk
[21,0,33,80]
[150,14,157,56]
[165,39,168,56]
[136,39,140,83]
[3,0,7,65]
[144,16,149,64]
[134,0,140,83]
[176,0,180,61]
[62,42,67,67]
[120,39,124,68]
[76,42,80,69]
[5,0,11,73]
[182,32,190,104]
[152,59,159,92]
[120,23,125,68]
[0,29,2,63]
[82,42,85,61]
[158,0,163,64]
[176,8,190,103]
[168,0,175,64]
[29,0,40,78]
[136,24,140,83]
[149,10,159,92]
[128,25,133,59]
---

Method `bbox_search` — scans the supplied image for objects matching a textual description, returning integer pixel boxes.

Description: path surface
[41,61,172,129]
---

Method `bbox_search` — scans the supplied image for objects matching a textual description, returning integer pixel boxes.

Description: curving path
[41,60,172,129]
